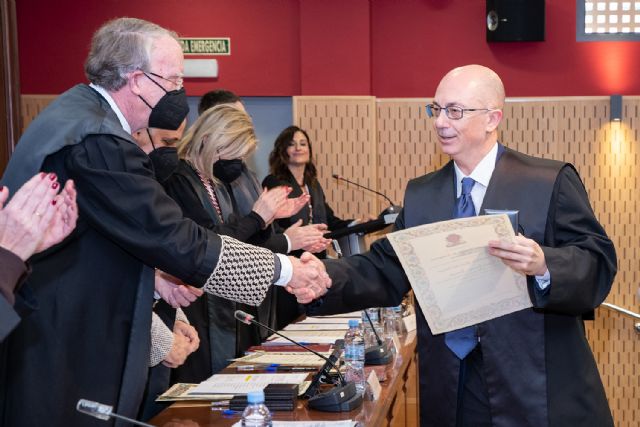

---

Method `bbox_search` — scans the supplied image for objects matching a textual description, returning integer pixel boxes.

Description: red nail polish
[51,199,57,206]
[52,182,59,189]
[49,173,57,181]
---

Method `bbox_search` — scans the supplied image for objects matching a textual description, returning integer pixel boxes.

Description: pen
[210,408,239,416]
[265,366,319,372]
[236,363,280,372]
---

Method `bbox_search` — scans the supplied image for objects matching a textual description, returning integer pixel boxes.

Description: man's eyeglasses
[145,71,184,89]
[425,104,495,120]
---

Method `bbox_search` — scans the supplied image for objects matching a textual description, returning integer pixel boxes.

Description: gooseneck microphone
[76,399,155,426]
[234,310,345,383]
[362,310,393,366]
[234,310,363,412]
[332,173,400,215]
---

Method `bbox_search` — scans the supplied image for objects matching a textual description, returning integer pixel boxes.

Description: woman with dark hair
[263,126,353,250]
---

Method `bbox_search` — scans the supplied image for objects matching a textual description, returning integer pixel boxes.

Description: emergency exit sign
[180,38,231,55]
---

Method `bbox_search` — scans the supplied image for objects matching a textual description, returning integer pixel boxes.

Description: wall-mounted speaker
[486,0,545,42]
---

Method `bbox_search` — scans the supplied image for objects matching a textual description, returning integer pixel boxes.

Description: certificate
[387,214,531,334]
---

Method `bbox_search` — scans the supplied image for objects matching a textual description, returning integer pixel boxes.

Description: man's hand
[155,270,204,308]
[487,235,547,276]
[284,220,331,252]
[285,252,331,304]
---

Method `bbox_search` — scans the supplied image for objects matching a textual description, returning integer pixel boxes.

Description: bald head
[437,65,505,110]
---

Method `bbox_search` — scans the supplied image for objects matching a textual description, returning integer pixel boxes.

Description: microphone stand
[332,174,401,217]
[76,399,155,427]
[235,311,363,412]
[363,310,393,366]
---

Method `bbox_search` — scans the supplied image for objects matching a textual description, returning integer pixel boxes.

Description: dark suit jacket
[313,146,616,427]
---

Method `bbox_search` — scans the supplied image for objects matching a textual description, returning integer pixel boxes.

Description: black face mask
[146,129,179,183]
[213,159,243,183]
[139,73,189,130]
[149,147,179,182]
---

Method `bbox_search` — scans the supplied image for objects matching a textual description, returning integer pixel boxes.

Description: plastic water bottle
[344,319,366,395]
[382,307,398,354]
[362,308,381,348]
[392,304,407,335]
[241,390,272,427]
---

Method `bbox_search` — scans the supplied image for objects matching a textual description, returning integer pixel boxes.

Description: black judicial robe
[0,85,226,427]
[157,161,284,382]
[312,147,616,427]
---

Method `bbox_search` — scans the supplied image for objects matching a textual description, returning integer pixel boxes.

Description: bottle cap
[246,390,265,404]
[348,319,359,328]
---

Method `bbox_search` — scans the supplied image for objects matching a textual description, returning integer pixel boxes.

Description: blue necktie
[444,177,478,359]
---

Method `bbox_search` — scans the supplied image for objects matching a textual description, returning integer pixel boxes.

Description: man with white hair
[312,64,616,427]
[0,17,329,426]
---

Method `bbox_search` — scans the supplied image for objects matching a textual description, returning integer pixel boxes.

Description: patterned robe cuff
[149,312,173,367]
[203,235,275,306]
[175,307,189,325]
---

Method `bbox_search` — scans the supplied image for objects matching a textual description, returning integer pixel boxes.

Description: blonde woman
[156,104,328,384]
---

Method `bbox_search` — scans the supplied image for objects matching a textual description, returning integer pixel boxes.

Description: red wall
[16,0,640,97]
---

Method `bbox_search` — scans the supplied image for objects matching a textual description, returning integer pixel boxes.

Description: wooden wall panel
[294,95,640,427]
[20,94,56,133]
[293,96,379,222]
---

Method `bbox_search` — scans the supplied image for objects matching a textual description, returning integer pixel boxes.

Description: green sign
[180,38,231,55]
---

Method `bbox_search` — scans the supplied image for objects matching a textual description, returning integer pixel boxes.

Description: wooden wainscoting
[20,94,57,134]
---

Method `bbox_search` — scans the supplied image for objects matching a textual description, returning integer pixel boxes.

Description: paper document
[188,373,308,395]
[300,317,354,325]
[232,421,356,427]
[283,323,350,331]
[387,214,531,334]
[156,383,232,401]
[232,352,329,367]
[267,330,345,344]
[309,311,361,318]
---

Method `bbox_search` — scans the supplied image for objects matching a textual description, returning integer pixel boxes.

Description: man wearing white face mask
[0,17,330,427]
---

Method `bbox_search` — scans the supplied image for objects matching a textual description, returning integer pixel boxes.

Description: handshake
[156,251,331,308]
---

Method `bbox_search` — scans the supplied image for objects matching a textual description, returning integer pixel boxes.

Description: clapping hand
[284,220,331,253]
[0,172,78,261]
[252,186,292,225]
[273,192,309,219]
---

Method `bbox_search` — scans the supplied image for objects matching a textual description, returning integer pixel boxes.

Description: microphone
[332,173,401,217]
[362,310,393,366]
[76,399,155,427]
[234,310,363,412]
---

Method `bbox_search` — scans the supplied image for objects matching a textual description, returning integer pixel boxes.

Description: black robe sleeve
[533,165,617,314]
[310,209,411,315]
[164,172,288,254]
[58,135,223,286]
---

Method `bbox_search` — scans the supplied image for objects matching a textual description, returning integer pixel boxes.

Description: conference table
[150,331,419,427]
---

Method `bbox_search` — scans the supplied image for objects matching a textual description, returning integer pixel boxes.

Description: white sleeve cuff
[535,269,551,290]
[283,233,292,253]
[274,254,293,287]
